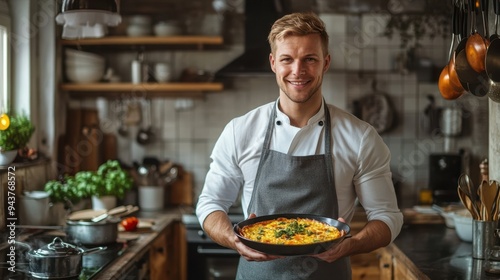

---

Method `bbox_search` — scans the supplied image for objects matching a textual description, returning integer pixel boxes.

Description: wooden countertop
[93,206,191,280]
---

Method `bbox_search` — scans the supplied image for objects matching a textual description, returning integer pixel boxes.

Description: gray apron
[236,102,351,280]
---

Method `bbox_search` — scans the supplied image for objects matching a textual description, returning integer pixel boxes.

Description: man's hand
[312,217,351,262]
[234,213,284,262]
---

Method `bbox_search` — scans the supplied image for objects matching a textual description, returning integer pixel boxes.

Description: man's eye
[281,58,292,63]
[305,58,317,63]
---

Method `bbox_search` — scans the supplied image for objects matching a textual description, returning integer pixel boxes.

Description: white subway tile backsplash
[320,14,346,34]
[101,12,488,209]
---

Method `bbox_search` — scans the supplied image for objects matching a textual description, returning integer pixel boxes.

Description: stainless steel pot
[16,218,120,246]
[66,218,119,245]
[22,237,105,279]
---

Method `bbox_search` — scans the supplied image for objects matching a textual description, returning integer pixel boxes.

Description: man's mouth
[289,80,308,86]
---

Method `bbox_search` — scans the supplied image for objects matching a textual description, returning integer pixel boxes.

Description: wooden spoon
[458,186,479,220]
[479,180,497,221]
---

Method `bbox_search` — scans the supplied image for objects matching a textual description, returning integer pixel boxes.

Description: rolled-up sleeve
[196,121,243,229]
[354,127,403,242]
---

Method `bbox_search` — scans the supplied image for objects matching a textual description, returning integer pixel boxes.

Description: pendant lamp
[55,0,121,39]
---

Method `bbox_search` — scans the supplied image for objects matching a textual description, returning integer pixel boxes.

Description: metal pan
[486,0,500,83]
[233,213,351,256]
[16,218,120,246]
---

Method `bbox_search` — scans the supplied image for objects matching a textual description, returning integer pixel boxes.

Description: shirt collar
[275,98,325,126]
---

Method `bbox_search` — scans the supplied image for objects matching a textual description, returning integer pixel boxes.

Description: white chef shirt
[196,99,403,242]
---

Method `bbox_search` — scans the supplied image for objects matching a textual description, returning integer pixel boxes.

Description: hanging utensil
[136,99,155,145]
[465,0,489,73]
[456,0,491,96]
[440,0,467,99]
[486,0,500,83]
[450,0,469,92]
[486,1,500,102]
[117,99,129,137]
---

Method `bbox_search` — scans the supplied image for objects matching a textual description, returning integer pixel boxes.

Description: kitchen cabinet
[58,35,224,99]
[351,251,380,280]
[350,209,381,280]
[378,244,429,280]
[149,221,187,280]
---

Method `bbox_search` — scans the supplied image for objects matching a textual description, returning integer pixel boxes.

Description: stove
[182,213,244,280]
[0,234,127,280]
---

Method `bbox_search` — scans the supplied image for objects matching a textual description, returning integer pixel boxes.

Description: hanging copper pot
[465,0,489,73]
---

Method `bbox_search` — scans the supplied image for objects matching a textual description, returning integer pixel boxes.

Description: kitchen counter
[387,221,498,279]
[92,206,192,280]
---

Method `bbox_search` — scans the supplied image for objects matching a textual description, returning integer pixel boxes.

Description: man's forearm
[349,220,392,255]
[202,210,237,250]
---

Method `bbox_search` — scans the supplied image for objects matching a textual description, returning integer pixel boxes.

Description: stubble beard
[280,79,323,104]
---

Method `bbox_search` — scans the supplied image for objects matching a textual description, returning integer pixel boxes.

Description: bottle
[131,52,144,84]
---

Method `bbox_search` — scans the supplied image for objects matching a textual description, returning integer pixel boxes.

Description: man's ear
[269,53,277,73]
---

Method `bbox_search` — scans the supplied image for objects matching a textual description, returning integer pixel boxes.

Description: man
[196,12,403,279]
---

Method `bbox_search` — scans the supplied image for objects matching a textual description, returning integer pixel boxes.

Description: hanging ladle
[117,100,129,137]
[136,99,155,145]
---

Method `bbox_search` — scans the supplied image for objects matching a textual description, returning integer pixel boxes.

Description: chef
[196,12,403,279]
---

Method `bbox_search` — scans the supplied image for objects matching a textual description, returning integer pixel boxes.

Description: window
[0,0,10,113]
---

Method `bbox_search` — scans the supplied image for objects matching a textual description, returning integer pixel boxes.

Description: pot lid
[32,237,82,256]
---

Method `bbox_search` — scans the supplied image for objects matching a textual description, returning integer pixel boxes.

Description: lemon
[0,114,10,130]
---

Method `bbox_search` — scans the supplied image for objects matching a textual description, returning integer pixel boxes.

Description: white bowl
[65,57,105,68]
[440,211,456,228]
[65,48,105,63]
[452,210,473,242]
[128,15,152,26]
[127,24,151,37]
[66,64,105,83]
[154,22,182,36]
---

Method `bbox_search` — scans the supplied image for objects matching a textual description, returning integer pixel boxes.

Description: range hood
[216,0,285,77]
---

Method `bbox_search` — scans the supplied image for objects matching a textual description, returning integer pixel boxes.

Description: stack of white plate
[65,49,105,83]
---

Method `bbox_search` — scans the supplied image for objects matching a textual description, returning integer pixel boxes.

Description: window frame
[0,8,10,113]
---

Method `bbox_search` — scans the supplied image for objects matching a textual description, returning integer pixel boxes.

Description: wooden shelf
[59,36,225,98]
[60,82,224,99]
[59,36,223,46]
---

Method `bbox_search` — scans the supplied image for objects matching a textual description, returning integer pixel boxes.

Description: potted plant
[44,160,133,210]
[0,113,35,165]
[89,160,134,210]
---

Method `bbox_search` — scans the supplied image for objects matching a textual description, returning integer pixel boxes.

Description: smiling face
[270,33,330,106]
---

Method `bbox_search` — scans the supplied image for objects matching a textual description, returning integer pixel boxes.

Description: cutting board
[102,133,118,161]
[168,171,193,206]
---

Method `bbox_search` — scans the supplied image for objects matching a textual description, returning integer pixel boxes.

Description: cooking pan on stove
[16,237,106,279]
[233,213,351,256]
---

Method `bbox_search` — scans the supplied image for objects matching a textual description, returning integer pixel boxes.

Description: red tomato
[121,216,139,231]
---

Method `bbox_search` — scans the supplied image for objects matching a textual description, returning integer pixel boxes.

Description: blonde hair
[268,12,329,56]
